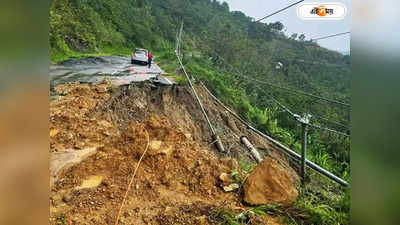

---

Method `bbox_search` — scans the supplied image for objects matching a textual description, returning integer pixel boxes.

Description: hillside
[50,1,350,224]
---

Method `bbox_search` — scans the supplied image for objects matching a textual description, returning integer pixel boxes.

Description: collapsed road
[50,55,174,98]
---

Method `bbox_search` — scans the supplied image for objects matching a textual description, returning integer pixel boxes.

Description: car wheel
[131,59,134,64]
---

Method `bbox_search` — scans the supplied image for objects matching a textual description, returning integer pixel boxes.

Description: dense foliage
[50,1,350,223]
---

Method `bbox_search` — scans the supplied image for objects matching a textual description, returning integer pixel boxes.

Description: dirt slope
[50,81,298,225]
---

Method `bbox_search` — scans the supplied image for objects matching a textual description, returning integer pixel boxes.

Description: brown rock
[221,158,239,170]
[95,84,108,93]
[243,158,298,206]
[219,172,232,185]
[62,194,73,203]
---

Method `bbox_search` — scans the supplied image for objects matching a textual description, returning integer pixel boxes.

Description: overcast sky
[221,0,350,53]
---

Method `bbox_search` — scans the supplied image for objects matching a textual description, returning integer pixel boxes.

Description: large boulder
[243,158,298,206]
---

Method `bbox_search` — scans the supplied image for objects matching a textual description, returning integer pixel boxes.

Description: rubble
[243,158,298,206]
[49,81,295,225]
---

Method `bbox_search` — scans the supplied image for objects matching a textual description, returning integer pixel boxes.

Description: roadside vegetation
[50,0,350,224]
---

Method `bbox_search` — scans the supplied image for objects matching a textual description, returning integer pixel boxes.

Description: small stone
[160,146,173,156]
[184,133,192,140]
[50,129,59,137]
[67,133,73,139]
[96,85,108,93]
[222,183,239,192]
[219,172,232,185]
[135,184,139,190]
[62,194,72,203]
[150,140,162,151]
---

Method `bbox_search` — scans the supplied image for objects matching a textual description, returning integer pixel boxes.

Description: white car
[131,48,149,65]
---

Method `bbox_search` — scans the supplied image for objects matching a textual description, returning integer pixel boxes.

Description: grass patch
[50,45,132,64]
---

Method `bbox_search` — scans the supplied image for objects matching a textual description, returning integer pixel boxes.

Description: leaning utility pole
[295,113,311,185]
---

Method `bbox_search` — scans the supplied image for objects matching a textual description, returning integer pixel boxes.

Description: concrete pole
[301,122,308,185]
[240,136,263,163]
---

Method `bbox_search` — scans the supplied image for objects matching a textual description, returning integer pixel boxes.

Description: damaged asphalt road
[50,55,173,97]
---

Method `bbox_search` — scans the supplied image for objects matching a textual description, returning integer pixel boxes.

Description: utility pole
[295,113,311,185]
[175,21,184,54]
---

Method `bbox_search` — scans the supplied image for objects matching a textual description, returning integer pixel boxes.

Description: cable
[267,93,296,117]
[311,32,350,41]
[309,123,350,137]
[311,114,350,129]
[114,128,149,225]
[242,73,350,107]
[255,85,351,137]
[207,49,351,108]
[175,28,216,136]
[200,82,348,186]
[256,0,305,22]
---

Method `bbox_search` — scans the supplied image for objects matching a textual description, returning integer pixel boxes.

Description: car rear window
[135,50,147,55]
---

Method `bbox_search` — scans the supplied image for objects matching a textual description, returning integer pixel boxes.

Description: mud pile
[93,82,294,165]
[50,80,116,152]
[50,81,298,225]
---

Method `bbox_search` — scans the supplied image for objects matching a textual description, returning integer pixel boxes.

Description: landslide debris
[243,158,299,206]
[50,81,299,225]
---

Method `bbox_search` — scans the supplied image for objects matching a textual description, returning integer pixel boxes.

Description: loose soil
[50,80,298,225]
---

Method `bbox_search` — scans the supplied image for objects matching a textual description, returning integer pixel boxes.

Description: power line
[200,82,348,186]
[255,86,351,137]
[256,0,304,22]
[311,114,350,130]
[309,123,350,137]
[250,76,351,107]
[267,93,296,117]
[311,32,350,41]
[205,48,351,108]
[175,24,216,136]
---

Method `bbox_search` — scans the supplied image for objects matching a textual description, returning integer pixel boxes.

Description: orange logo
[317,5,327,16]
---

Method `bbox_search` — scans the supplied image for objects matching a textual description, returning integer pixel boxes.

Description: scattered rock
[222,183,239,192]
[62,194,73,203]
[77,176,103,190]
[184,133,192,140]
[160,146,174,156]
[243,158,298,206]
[221,158,239,170]
[219,172,232,186]
[150,140,162,150]
[50,147,98,187]
[50,129,59,137]
[95,84,108,93]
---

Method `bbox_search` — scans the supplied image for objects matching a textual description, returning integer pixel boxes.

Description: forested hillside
[50,0,350,180]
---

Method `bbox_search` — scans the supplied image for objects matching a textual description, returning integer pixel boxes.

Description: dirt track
[49,81,297,225]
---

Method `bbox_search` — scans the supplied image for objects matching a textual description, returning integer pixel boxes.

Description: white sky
[221,0,350,53]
